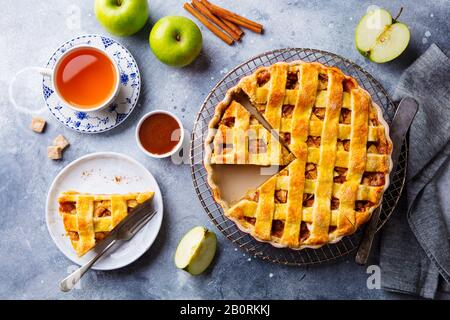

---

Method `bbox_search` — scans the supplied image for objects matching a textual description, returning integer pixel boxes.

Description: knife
[355,97,419,265]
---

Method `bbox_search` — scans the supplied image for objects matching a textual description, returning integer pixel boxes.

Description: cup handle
[38,67,53,77]
[9,66,51,114]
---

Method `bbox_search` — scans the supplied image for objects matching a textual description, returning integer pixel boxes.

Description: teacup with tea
[40,45,120,112]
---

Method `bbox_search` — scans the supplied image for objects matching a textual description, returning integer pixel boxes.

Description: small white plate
[46,152,163,270]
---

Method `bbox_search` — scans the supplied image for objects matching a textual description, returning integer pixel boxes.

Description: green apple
[175,226,217,275]
[94,0,149,37]
[355,8,410,63]
[150,16,202,67]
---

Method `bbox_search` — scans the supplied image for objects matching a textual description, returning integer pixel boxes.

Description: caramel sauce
[139,113,181,155]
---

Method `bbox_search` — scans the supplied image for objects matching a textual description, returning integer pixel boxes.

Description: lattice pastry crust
[58,191,154,256]
[205,60,392,250]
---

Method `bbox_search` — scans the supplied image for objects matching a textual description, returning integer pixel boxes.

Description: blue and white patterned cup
[39,44,120,113]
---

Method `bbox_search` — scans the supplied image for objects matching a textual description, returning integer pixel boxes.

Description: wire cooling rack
[190,48,407,266]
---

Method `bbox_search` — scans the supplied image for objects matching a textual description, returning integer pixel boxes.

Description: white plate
[45,152,163,270]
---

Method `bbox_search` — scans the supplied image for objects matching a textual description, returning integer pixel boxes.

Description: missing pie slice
[204,60,392,250]
[58,191,154,256]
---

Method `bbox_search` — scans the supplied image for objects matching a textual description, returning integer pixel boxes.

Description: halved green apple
[175,226,217,275]
[355,8,410,63]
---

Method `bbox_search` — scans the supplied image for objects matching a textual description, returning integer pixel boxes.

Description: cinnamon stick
[221,17,244,38]
[201,0,263,33]
[198,0,244,38]
[192,0,241,41]
[183,3,234,45]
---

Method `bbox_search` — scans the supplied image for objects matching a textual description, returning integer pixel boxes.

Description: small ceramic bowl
[135,110,184,159]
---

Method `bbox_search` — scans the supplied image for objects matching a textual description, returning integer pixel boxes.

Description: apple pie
[58,191,154,256]
[204,61,392,249]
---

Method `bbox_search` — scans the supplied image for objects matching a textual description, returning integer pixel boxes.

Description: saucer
[42,34,141,133]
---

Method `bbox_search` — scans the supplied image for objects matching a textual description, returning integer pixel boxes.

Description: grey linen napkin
[379,43,450,299]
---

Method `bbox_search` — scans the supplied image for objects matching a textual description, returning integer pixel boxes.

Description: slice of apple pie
[58,191,154,256]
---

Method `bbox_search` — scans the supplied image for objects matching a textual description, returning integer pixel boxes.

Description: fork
[59,208,157,292]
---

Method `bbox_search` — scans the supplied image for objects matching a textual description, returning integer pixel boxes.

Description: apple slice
[355,8,410,63]
[355,9,393,54]
[175,226,217,275]
[368,23,410,63]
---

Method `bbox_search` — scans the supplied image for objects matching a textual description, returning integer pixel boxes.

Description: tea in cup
[40,45,120,112]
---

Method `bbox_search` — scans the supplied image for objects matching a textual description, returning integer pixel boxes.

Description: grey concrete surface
[0,0,449,299]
